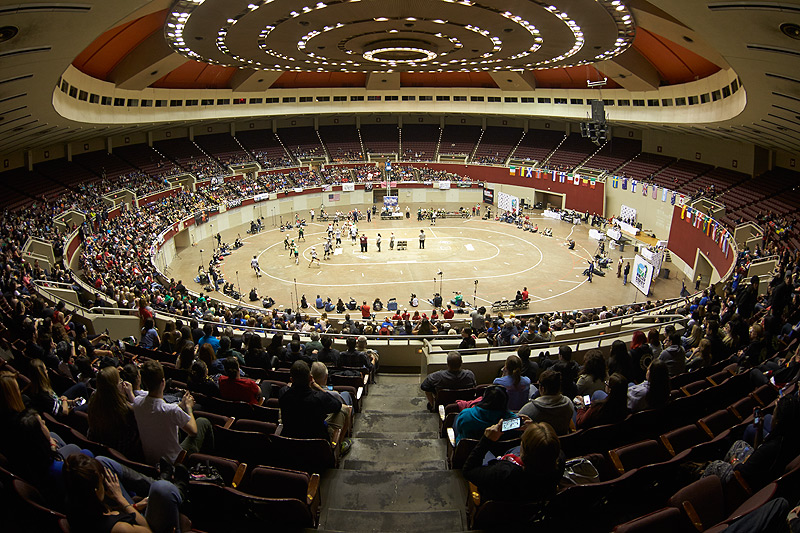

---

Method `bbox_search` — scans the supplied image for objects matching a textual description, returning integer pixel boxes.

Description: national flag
[711,223,717,240]
[652,185,658,199]
[662,188,668,202]
[390,181,397,187]
[573,174,580,186]
[622,178,628,190]
[631,180,637,193]
[525,167,533,178]
[642,184,648,196]
[509,166,516,176]
[681,205,687,219]
[590,178,596,189]
[612,177,619,188]
[678,195,685,206]
[695,213,703,229]
[552,171,557,182]
[671,192,676,205]
[706,216,711,235]
[582,178,589,186]
[559,173,565,183]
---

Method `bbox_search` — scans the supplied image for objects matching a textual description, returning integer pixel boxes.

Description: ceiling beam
[597,48,661,92]
[489,71,536,91]
[366,72,401,90]
[229,69,283,92]
[109,31,188,90]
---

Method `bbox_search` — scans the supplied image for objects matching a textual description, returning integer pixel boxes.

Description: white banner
[632,254,655,296]
[497,191,520,213]
[438,180,451,190]
[620,204,637,222]
[342,182,355,192]
[254,193,270,202]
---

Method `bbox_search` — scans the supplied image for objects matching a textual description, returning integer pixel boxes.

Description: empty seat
[696,409,738,439]
[660,425,710,457]
[609,439,671,475]
[12,478,66,532]
[266,435,337,474]
[613,507,694,533]
[183,453,247,487]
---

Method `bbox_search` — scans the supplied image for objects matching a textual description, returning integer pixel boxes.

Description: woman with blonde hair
[87,366,142,461]
[681,325,703,350]
[27,358,86,417]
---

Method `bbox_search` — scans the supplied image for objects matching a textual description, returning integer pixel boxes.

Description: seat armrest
[307,473,320,506]
[447,427,455,448]
[232,463,247,488]
[439,404,446,421]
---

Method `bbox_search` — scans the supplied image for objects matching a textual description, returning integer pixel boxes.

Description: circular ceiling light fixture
[363,42,438,63]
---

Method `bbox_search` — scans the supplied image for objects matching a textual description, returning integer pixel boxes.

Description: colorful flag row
[512,166,597,189]
[681,205,731,258]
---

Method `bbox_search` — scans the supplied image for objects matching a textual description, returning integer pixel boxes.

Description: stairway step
[341,459,447,471]
[321,469,466,511]
[322,509,465,532]
[356,411,440,434]
[355,431,439,439]
[345,437,447,464]
[361,394,427,412]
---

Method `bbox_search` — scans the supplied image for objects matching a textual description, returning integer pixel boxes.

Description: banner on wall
[342,183,355,192]
[438,181,451,190]
[254,192,270,202]
[483,188,495,205]
[632,254,655,297]
[497,191,520,213]
[328,193,340,202]
[383,196,398,207]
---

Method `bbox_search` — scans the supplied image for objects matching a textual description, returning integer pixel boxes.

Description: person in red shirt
[401,308,410,321]
[360,301,371,319]
[443,305,455,320]
[521,287,529,301]
[219,357,263,405]
[391,310,402,321]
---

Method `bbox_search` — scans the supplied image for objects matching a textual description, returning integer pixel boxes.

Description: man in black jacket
[279,360,342,440]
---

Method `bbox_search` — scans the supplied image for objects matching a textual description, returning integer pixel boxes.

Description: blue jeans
[340,391,353,406]
[98,457,182,533]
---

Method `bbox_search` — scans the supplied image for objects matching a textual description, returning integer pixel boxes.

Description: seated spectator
[687,338,713,371]
[356,336,380,373]
[630,330,655,383]
[454,386,515,443]
[245,333,274,370]
[576,350,607,397]
[317,335,340,366]
[27,358,86,417]
[63,453,183,533]
[493,354,531,411]
[463,420,564,504]
[659,333,687,376]
[339,337,373,372]
[519,370,576,436]
[198,343,223,375]
[278,360,342,440]
[608,339,635,384]
[219,357,262,405]
[682,325,703,351]
[187,360,220,398]
[197,323,220,353]
[459,327,476,350]
[175,343,195,373]
[140,318,160,350]
[738,323,767,367]
[627,360,670,413]
[305,332,324,357]
[216,335,245,366]
[281,334,307,364]
[310,362,353,447]
[704,394,800,490]
[420,351,477,411]
[517,344,538,383]
[133,360,214,465]
[87,367,142,461]
[575,372,629,430]
[0,371,29,452]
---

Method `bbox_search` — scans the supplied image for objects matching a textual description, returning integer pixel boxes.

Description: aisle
[316,374,468,532]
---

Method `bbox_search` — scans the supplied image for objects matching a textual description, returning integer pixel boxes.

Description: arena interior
[2,0,800,531]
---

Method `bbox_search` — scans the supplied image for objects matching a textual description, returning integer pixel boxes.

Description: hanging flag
[622,178,628,190]
[590,178,596,189]
[685,207,693,223]
[681,204,687,219]
[652,185,658,199]
[706,216,711,236]
[582,178,589,186]
[612,177,619,188]
[711,222,718,241]
[525,167,533,178]
[573,173,581,186]
[559,173,565,183]
[695,213,703,229]
[552,171,558,182]
[509,166,516,176]
[631,180,637,193]
[641,183,648,196]
[678,195,686,206]
[662,188,669,202]
[671,192,676,205]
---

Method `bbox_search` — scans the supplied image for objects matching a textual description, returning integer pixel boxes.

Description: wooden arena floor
[167,204,690,316]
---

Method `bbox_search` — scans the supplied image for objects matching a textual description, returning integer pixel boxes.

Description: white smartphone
[583,395,591,406]
[501,417,521,432]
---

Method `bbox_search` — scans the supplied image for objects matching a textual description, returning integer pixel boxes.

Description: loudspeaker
[591,100,606,124]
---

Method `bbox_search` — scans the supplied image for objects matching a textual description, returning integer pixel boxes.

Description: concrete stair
[316,374,468,532]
